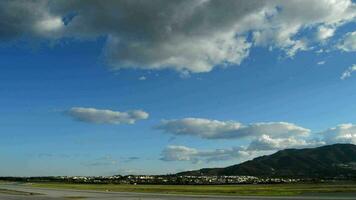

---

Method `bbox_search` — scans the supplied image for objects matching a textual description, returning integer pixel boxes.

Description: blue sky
[0,0,356,176]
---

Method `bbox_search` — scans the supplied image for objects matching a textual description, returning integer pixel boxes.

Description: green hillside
[178,144,356,178]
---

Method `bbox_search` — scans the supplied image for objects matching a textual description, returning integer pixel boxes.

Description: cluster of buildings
[0,175,300,185]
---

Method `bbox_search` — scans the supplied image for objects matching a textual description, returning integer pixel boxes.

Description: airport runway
[1,183,356,200]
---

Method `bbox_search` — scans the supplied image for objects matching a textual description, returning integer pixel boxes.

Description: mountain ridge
[177,143,356,178]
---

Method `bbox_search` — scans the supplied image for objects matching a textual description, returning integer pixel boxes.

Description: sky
[0,0,356,176]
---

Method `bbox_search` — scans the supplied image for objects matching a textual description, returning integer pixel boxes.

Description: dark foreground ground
[1,183,356,200]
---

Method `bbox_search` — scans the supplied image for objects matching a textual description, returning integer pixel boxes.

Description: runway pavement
[1,183,356,200]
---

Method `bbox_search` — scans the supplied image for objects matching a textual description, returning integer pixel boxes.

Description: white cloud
[340,64,356,80]
[161,146,198,162]
[248,135,325,151]
[316,26,335,40]
[0,1,64,39]
[0,0,355,73]
[67,107,149,125]
[317,61,326,65]
[35,17,63,32]
[338,31,356,52]
[161,145,251,163]
[156,118,310,139]
[252,0,355,56]
[160,121,356,163]
[160,135,326,163]
[321,123,356,144]
[138,76,147,81]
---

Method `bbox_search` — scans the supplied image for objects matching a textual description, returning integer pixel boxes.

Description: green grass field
[29,182,356,196]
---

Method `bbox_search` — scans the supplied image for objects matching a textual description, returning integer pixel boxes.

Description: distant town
[0,175,310,185]
[2,145,355,185]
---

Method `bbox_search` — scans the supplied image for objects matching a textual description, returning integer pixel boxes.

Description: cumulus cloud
[161,136,325,163]
[251,0,355,56]
[321,123,356,144]
[159,121,356,163]
[316,26,335,41]
[161,145,251,163]
[338,31,356,52]
[0,0,355,73]
[248,135,325,151]
[160,121,356,163]
[66,107,149,124]
[156,118,310,139]
[340,64,356,80]
[0,1,64,39]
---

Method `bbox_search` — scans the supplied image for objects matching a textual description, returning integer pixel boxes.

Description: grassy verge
[29,182,356,196]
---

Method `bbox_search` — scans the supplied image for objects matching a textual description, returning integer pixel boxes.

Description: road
[1,183,356,200]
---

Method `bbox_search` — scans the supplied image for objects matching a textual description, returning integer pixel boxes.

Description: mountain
[178,144,356,178]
